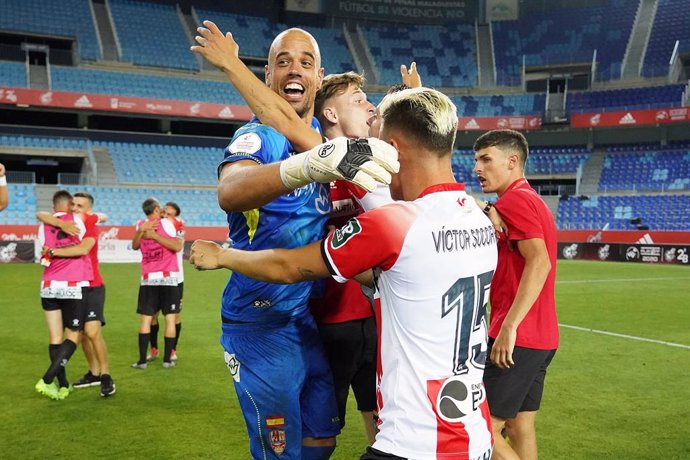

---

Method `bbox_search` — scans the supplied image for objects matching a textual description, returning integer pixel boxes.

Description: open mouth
[477,176,487,187]
[283,82,305,100]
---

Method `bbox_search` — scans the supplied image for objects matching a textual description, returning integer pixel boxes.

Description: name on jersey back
[432,224,496,254]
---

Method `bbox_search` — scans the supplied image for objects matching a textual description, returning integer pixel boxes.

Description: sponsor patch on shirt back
[228,133,262,155]
[330,218,361,249]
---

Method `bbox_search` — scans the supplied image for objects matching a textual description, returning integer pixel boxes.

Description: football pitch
[1,260,688,459]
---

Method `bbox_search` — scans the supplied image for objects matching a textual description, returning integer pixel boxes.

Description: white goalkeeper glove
[279,137,399,192]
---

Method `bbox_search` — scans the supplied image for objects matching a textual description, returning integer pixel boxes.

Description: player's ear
[323,106,337,124]
[265,64,271,86]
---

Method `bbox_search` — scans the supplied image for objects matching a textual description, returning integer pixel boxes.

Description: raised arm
[191,20,322,152]
[0,163,8,211]
[189,239,330,284]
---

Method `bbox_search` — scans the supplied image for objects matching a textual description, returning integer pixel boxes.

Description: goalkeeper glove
[279,137,399,192]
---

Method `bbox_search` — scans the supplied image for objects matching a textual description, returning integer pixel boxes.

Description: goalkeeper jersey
[218,117,331,322]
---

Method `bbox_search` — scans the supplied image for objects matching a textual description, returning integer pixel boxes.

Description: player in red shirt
[190,88,497,460]
[473,129,559,460]
[36,192,115,397]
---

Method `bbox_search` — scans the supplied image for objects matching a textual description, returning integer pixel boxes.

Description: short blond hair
[378,87,458,153]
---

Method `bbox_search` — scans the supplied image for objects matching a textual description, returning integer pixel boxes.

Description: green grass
[1,261,689,458]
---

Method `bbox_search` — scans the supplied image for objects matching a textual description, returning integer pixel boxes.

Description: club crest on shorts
[266,416,286,455]
[224,352,240,383]
[330,218,362,249]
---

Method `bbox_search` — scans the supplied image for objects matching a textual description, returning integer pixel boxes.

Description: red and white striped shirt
[322,183,497,459]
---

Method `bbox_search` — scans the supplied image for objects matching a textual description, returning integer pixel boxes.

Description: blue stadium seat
[492,0,637,85]
[0,0,101,61]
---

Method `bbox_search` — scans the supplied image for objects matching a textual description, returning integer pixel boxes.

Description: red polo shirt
[490,179,559,350]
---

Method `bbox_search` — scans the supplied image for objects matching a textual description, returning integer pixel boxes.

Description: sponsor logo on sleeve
[330,218,362,249]
[228,133,262,155]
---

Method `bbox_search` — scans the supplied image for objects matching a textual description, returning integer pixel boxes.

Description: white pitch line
[559,324,690,350]
[557,276,690,285]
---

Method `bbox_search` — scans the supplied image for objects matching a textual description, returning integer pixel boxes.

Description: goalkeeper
[193,25,398,460]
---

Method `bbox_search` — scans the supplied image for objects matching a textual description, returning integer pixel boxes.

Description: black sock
[138,333,150,364]
[150,324,159,349]
[43,340,77,384]
[49,344,70,388]
[163,337,175,363]
[174,323,182,349]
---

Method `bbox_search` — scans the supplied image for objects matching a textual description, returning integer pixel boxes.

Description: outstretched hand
[190,20,240,72]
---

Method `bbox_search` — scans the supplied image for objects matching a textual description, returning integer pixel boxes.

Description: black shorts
[360,447,406,460]
[483,339,557,419]
[318,316,377,426]
[83,285,106,325]
[41,293,87,331]
[137,284,183,316]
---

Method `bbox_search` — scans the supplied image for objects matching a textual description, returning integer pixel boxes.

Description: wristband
[482,202,494,214]
[0,176,6,186]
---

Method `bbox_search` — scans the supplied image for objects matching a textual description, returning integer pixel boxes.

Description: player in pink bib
[35,190,96,401]
[131,198,183,369]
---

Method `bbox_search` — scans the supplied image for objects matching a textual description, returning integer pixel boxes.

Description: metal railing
[6,171,36,184]
[57,173,87,185]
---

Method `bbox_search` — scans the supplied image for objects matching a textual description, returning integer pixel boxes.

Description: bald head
[268,28,321,68]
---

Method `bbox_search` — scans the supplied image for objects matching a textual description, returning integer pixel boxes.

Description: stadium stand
[194,9,355,74]
[62,185,225,226]
[97,141,221,185]
[643,0,690,77]
[365,93,546,117]
[49,66,245,105]
[599,145,690,192]
[557,194,690,231]
[0,0,688,238]
[566,84,687,113]
[0,134,88,150]
[0,0,101,61]
[452,147,590,192]
[0,61,28,88]
[491,0,637,85]
[451,94,546,116]
[0,184,37,225]
[108,0,199,70]
[359,23,477,87]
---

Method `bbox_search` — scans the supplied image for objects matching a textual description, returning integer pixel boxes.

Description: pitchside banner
[458,115,542,131]
[0,240,35,263]
[571,107,690,129]
[558,242,690,265]
[0,87,253,121]
[321,0,479,23]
